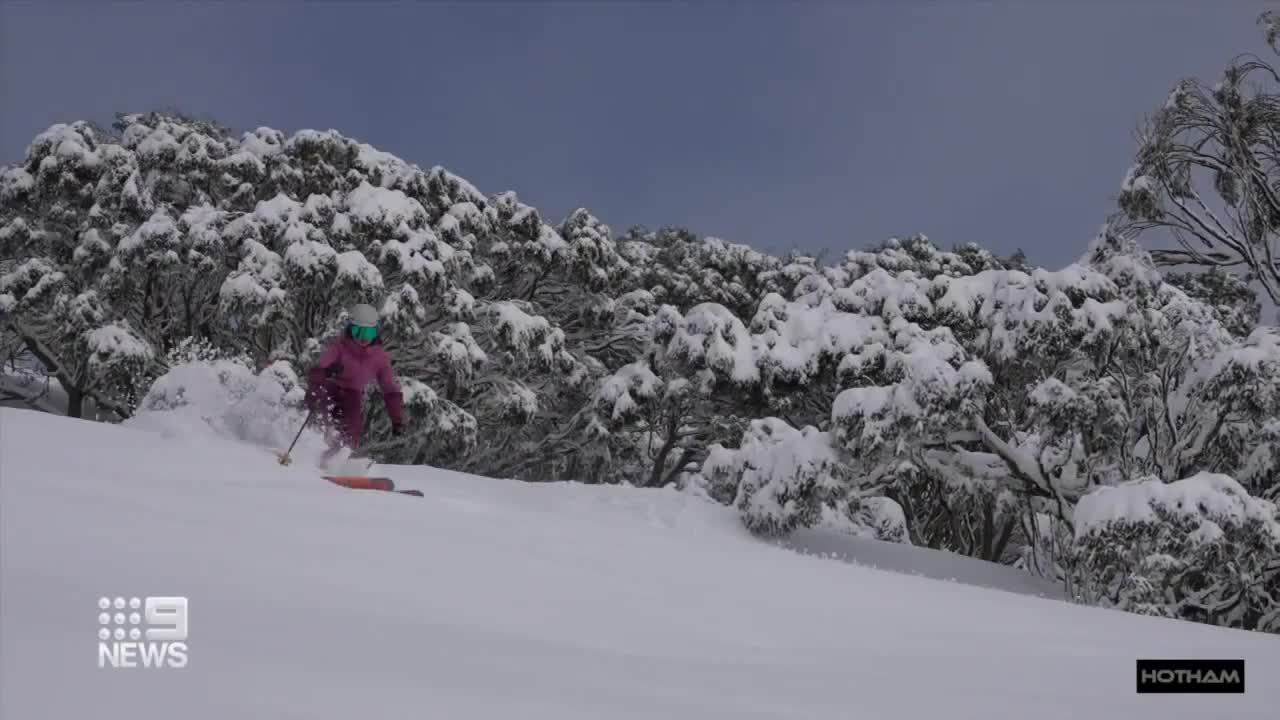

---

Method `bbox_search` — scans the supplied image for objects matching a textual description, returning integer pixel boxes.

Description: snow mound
[125,359,318,455]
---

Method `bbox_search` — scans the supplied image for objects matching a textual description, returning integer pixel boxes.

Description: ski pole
[277,408,313,466]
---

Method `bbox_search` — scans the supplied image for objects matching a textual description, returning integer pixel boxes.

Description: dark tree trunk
[66,386,84,419]
[989,515,1018,563]
[648,414,681,488]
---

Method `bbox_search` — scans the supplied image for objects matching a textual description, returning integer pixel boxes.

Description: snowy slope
[1,408,1276,720]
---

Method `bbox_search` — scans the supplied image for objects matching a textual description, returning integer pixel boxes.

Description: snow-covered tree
[387,200,647,480]
[1164,267,1262,338]
[734,240,1008,551]
[590,302,764,488]
[618,225,816,321]
[2,115,618,466]
[758,230,1279,567]
[1,121,160,417]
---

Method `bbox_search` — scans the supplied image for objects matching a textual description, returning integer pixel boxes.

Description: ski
[324,475,394,491]
[322,475,422,497]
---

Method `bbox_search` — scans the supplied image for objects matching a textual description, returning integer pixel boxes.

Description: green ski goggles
[350,324,378,342]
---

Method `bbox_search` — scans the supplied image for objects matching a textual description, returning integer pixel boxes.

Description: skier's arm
[375,356,406,428]
[305,344,343,411]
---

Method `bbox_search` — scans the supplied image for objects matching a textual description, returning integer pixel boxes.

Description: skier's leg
[319,391,377,475]
[345,405,365,454]
[316,401,353,471]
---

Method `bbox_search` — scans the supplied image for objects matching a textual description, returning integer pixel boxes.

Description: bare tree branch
[1117,53,1280,304]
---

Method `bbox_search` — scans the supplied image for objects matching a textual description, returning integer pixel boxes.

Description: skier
[304,303,407,468]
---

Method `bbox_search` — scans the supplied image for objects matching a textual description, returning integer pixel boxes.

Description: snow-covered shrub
[1070,473,1280,632]
[163,335,251,368]
[700,417,906,540]
[85,319,157,410]
[845,495,909,544]
[885,461,1022,561]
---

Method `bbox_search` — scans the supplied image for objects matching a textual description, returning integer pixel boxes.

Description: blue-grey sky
[0,1,1265,269]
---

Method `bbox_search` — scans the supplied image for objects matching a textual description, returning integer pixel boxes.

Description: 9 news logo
[96,596,189,669]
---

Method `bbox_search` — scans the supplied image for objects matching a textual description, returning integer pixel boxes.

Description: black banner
[1136,659,1245,693]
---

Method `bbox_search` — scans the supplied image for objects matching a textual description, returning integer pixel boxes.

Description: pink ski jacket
[304,334,406,447]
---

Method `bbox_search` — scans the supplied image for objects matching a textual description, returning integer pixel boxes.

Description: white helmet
[349,303,379,327]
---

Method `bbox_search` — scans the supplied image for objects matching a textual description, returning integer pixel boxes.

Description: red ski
[323,476,422,497]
